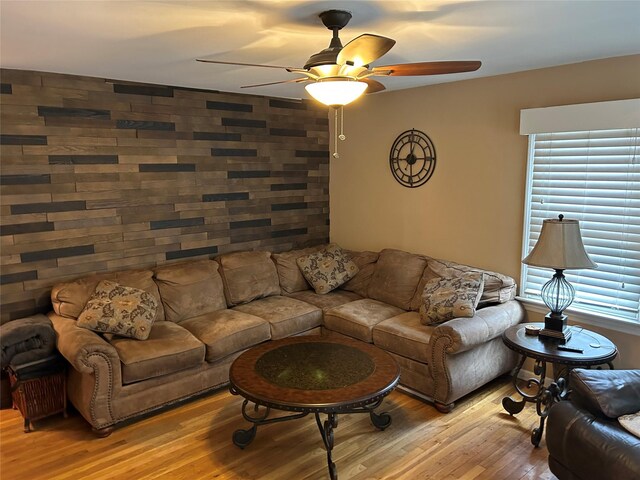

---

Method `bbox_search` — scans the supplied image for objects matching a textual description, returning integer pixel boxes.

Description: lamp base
[539,313,572,343]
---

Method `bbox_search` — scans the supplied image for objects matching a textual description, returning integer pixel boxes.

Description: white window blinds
[522,128,640,322]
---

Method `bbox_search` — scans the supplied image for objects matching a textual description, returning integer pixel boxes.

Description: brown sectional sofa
[49,247,524,436]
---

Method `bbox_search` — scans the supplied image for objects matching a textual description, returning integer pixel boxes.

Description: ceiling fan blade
[362,78,386,94]
[372,61,482,76]
[196,59,295,70]
[337,34,396,67]
[241,78,308,89]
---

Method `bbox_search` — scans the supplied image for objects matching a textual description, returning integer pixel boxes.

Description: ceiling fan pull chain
[333,107,340,159]
[332,107,348,159]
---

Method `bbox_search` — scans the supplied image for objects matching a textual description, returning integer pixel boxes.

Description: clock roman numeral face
[389,129,436,188]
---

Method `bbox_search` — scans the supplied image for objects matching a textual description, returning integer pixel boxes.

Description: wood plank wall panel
[0,69,330,323]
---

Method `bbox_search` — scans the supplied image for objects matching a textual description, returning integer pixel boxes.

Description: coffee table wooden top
[229,336,400,413]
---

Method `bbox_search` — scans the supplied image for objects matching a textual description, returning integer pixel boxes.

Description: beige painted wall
[330,54,640,368]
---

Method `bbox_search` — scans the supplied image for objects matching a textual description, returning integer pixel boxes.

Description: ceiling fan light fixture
[305,79,367,107]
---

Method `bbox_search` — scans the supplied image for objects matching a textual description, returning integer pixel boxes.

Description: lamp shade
[523,216,597,270]
[305,79,367,107]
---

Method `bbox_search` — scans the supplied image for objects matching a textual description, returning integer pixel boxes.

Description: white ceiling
[1,1,639,100]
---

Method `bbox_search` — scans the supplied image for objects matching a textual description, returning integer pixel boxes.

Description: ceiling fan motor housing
[304,10,353,70]
[318,10,352,30]
[197,8,481,93]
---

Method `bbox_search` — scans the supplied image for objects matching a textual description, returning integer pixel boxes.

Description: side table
[501,322,617,447]
[8,354,67,432]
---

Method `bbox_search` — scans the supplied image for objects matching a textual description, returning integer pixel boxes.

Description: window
[520,100,640,325]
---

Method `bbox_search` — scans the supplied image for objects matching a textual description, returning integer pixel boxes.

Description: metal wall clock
[389,129,436,188]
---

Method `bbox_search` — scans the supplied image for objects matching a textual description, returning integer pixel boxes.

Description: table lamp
[523,214,597,342]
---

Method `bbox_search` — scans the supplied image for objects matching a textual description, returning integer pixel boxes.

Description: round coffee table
[229,335,400,480]
[501,322,617,446]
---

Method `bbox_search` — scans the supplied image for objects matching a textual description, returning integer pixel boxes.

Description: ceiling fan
[197,9,481,107]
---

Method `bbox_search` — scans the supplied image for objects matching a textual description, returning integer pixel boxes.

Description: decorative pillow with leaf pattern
[77,280,158,340]
[296,244,359,294]
[419,272,484,325]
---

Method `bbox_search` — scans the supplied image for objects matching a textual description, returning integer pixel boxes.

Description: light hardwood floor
[0,376,554,480]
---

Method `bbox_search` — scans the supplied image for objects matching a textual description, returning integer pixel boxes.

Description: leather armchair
[546,368,640,480]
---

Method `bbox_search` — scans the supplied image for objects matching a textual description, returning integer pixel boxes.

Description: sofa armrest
[430,300,525,355]
[547,400,640,480]
[48,312,121,378]
[49,312,121,429]
[570,369,640,418]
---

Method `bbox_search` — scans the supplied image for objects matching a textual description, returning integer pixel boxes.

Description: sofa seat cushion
[373,312,434,364]
[324,298,405,343]
[288,290,363,312]
[233,296,322,340]
[180,310,271,363]
[107,321,205,384]
[217,251,281,306]
[367,249,428,310]
[153,259,227,323]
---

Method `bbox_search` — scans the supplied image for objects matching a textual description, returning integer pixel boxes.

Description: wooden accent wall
[0,69,330,322]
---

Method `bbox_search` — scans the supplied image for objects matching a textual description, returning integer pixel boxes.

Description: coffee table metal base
[231,393,392,480]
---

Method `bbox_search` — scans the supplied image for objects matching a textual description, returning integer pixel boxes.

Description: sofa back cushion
[272,245,325,294]
[51,268,165,322]
[425,258,516,306]
[409,258,438,311]
[217,251,281,306]
[340,250,380,297]
[367,249,428,310]
[153,259,227,323]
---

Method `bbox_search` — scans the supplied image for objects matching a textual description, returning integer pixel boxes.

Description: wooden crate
[8,367,67,432]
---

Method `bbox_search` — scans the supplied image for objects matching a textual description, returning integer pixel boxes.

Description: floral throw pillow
[77,280,158,340]
[419,272,484,325]
[296,244,359,294]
